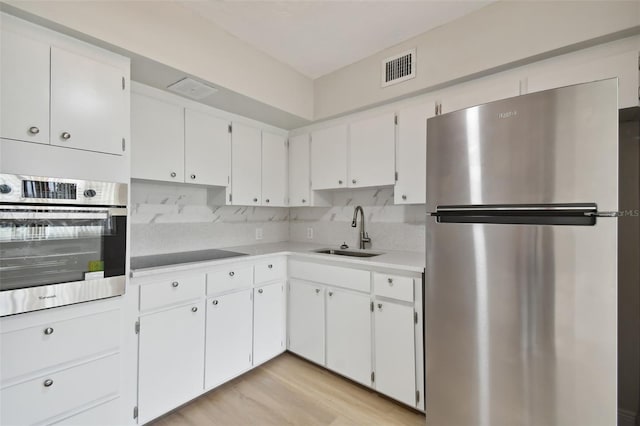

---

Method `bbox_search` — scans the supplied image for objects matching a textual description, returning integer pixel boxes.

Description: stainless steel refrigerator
[425,79,618,426]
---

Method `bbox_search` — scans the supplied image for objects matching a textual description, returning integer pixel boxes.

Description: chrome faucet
[351,206,371,249]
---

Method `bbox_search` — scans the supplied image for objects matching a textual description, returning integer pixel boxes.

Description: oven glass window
[0,209,126,291]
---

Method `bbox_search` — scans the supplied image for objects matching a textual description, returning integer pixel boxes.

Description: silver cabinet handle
[190,174,196,180]
[352,179,357,184]
[402,195,407,200]
[253,198,258,203]
[315,288,321,294]
[43,379,53,387]
[338,180,343,185]
[265,199,270,203]
[170,172,177,178]
[28,126,40,135]
[60,132,71,140]
[44,327,54,335]
[212,300,219,305]
[229,271,235,277]
[268,264,273,269]
[172,281,179,288]
[378,303,383,310]
[387,278,393,285]
[328,291,333,297]
[258,288,264,294]
[191,306,198,312]
[302,199,306,203]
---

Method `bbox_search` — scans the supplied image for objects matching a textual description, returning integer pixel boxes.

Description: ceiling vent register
[381,48,416,88]
[167,77,218,100]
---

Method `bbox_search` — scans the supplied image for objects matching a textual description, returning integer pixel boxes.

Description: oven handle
[0,208,126,220]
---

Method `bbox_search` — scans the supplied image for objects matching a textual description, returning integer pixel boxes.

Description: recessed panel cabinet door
[131,93,184,182]
[253,282,285,365]
[288,134,310,206]
[138,302,205,424]
[395,102,434,204]
[348,113,396,188]
[231,123,262,205]
[205,290,253,389]
[288,280,324,365]
[185,109,230,186]
[374,300,416,407]
[311,124,348,190]
[262,132,288,206]
[326,288,372,386]
[0,31,50,144]
[50,47,127,155]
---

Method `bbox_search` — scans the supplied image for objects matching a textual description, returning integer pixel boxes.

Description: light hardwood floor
[151,352,426,426]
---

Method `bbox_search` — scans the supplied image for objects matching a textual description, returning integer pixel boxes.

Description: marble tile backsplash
[131,182,425,256]
[289,188,426,253]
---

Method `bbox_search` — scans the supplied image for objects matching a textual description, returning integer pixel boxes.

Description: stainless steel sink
[313,248,383,258]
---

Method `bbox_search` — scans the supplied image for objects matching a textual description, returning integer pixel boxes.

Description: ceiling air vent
[381,48,416,88]
[167,77,218,100]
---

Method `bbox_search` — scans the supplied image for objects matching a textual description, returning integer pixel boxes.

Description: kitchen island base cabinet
[288,280,325,365]
[374,301,416,407]
[205,290,253,389]
[326,289,372,387]
[137,301,205,424]
[253,282,285,366]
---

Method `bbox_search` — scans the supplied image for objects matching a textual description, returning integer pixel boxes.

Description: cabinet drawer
[139,274,205,312]
[1,309,120,383]
[254,259,285,284]
[51,397,120,425]
[207,265,253,295]
[373,273,414,302]
[1,354,119,426]
[289,260,370,293]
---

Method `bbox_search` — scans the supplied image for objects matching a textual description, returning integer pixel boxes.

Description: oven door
[0,206,127,316]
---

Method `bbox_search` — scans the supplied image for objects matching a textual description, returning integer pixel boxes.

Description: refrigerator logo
[498,111,518,119]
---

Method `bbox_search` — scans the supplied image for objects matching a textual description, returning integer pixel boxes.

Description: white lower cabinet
[326,288,372,387]
[288,280,325,365]
[205,290,253,389]
[137,301,205,424]
[51,397,121,426]
[253,282,286,365]
[374,300,416,407]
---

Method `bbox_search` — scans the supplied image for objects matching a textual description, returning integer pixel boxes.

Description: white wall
[314,0,640,119]
[2,0,314,121]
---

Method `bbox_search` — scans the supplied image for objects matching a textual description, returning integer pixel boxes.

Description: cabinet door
[0,31,50,144]
[253,282,285,365]
[288,280,324,365]
[205,290,252,389]
[288,134,310,206]
[374,301,416,407]
[131,92,184,182]
[311,124,348,190]
[326,288,372,386]
[262,132,288,206]
[138,302,205,424]
[185,109,230,186]
[231,123,262,205]
[395,102,434,204]
[50,47,126,155]
[348,113,396,188]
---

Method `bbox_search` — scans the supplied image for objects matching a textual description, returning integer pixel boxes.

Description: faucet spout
[352,206,371,249]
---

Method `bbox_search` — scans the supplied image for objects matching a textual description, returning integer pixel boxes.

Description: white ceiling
[180,1,494,79]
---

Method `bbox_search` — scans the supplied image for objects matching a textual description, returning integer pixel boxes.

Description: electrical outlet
[255,228,263,240]
[306,227,313,239]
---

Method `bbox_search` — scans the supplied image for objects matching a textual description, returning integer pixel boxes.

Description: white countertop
[130,242,425,278]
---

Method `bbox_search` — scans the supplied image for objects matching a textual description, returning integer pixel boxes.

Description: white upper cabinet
[288,134,311,206]
[231,122,262,205]
[131,92,185,182]
[0,31,50,145]
[50,46,127,155]
[348,113,396,188]
[261,131,288,207]
[185,108,230,186]
[395,102,434,205]
[311,124,348,190]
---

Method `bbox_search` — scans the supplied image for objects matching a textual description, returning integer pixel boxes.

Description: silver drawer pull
[387,278,393,285]
[258,289,263,294]
[172,281,179,288]
[44,327,54,335]
[60,132,71,140]
[229,271,235,277]
[43,379,53,387]
[328,291,333,297]
[170,172,177,178]
[315,288,321,294]
[28,126,40,135]
[378,303,383,310]
[268,264,273,269]
[212,300,219,305]
[190,174,196,179]
[191,306,198,312]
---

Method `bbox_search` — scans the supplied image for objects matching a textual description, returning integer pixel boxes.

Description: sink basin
[313,248,383,258]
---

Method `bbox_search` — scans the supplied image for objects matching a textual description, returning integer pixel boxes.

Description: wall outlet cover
[306,227,313,239]
[255,228,263,240]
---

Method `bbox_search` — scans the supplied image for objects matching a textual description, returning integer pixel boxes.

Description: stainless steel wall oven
[0,174,127,316]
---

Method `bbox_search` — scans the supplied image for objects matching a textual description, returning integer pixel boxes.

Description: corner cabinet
[288,280,325,364]
[261,132,288,207]
[230,122,262,205]
[310,124,348,190]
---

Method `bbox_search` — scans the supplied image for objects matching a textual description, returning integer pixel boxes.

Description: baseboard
[619,408,637,426]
